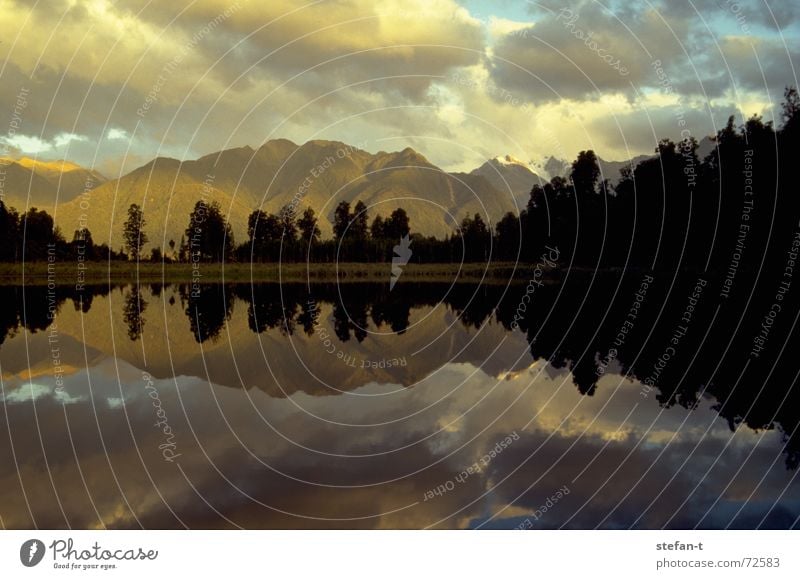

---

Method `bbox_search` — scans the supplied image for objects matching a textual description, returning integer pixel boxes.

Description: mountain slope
[0,157,106,214]
[54,140,521,249]
[470,155,544,208]
[7,141,678,252]
[56,157,254,251]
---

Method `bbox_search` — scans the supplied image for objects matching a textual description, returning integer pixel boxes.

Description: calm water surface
[0,276,798,529]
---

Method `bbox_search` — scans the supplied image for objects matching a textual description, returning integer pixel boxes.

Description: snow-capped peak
[493,154,529,167]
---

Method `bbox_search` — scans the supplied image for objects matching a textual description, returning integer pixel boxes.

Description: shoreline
[0,261,542,286]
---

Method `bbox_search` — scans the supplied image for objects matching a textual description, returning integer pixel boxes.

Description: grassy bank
[0,261,541,285]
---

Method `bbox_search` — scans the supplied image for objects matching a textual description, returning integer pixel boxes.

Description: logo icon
[20,539,45,567]
[390,235,412,290]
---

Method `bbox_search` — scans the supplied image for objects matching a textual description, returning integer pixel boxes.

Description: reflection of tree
[72,291,93,313]
[182,276,800,471]
[181,284,233,343]
[0,287,20,346]
[447,285,495,329]
[123,285,147,341]
[21,285,57,333]
[500,269,800,470]
[0,285,107,349]
[297,298,317,336]
[333,301,351,342]
[370,299,411,334]
[332,296,369,343]
[239,284,297,336]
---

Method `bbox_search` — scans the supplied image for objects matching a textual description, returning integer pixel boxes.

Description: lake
[0,274,798,529]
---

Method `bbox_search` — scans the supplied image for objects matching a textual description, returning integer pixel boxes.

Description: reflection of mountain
[0,282,533,397]
[1,308,796,529]
[2,277,799,529]
[2,274,799,470]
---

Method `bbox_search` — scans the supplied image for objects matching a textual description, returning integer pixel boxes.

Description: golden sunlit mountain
[0,157,106,214]
[40,139,541,250]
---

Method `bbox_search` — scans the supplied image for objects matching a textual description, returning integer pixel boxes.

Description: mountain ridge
[1,140,674,253]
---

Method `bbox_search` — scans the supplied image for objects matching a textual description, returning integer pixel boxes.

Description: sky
[0,0,797,177]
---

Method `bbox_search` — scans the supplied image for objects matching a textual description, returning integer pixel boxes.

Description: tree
[458,213,491,261]
[248,210,278,258]
[781,86,800,133]
[370,215,386,239]
[333,201,351,241]
[123,203,148,260]
[279,206,298,243]
[186,201,234,262]
[351,201,369,241]
[298,207,321,244]
[385,208,410,239]
[22,207,63,260]
[71,227,95,261]
[495,212,520,260]
[0,200,19,262]
[570,150,600,195]
[178,235,187,262]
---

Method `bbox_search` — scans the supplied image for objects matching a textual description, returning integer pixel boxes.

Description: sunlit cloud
[1,132,89,155]
[106,127,130,141]
[0,0,794,171]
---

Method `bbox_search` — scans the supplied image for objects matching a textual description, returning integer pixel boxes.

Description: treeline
[1,87,798,266]
[518,87,800,272]
[0,192,493,263]
[0,204,127,262]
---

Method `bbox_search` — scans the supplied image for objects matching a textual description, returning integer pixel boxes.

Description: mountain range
[0,138,710,251]
[0,157,106,214]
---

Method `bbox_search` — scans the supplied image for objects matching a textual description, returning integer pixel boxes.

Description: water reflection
[123,285,147,342]
[0,274,798,529]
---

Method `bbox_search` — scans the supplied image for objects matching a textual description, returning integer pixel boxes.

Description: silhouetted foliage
[186,201,235,262]
[298,206,321,246]
[123,285,147,341]
[123,203,148,260]
[181,283,233,343]
[0,201,20,262]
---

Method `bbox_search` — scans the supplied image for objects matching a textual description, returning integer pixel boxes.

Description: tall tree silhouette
[298,206,321,246]
[0,201,19,262]
[123,203,148,260]
[186,201,234,262]
[333,201,351,242]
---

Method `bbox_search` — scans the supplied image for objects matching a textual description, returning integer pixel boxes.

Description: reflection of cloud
[2,381,84,404]
[2,382,51,403]
[0,350,796,529]
[0,285,795,528]
[106,397,126,409]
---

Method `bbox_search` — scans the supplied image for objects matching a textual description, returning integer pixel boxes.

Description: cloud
[487,3,692,104]
[1,131,88,154]
[0,0,795,175]
[106,128,130,141]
